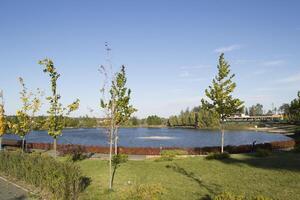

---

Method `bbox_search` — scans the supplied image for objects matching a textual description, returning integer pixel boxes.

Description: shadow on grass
[214,152,300,172]
[80,176,92,192]
[165,163,221,197]
[8,195,27,200]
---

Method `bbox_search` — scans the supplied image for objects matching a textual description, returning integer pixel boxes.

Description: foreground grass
[77,152,300,200]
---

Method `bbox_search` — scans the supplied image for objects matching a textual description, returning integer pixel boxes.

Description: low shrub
[293,145,300,153]
[213,192,272,200]
[119,183,165,200]
[156,149,188,162]
[213,191,244,200]
[59,145,87,161]
[255,148,272,157]
[0,151,89,200]
[160,149,188,156]
[205,152,230,160]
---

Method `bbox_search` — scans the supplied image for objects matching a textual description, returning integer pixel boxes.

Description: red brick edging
[26,139,295,155]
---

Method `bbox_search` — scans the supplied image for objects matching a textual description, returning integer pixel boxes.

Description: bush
[119,183,165,200]
[213,192,244,200]
[213,192,272,200]
[156,149,188,162]
[59,145,87,161]
[293,145,300,153]
[205,152,230,160]
[255,148,272,157]
[0,151,89,200]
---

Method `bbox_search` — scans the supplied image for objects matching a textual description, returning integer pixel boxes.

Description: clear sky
[0,0,300,118]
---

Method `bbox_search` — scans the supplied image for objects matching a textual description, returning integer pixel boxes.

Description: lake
[3,128,291,148]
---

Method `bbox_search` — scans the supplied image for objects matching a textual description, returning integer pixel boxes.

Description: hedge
[0,151,89,200]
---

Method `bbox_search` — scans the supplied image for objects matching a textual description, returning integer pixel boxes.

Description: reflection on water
[3,128,291,148]
[137,136,177,140]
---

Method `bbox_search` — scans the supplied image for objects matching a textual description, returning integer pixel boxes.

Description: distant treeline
[5,115,167,131]
[167,106,220,128]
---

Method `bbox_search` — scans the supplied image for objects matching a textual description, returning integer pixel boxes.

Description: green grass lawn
[77,152,300,200]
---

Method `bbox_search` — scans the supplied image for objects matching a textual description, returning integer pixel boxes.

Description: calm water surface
[3,128,291,148]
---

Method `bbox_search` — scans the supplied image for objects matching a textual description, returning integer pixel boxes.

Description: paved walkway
[0,178,28,200]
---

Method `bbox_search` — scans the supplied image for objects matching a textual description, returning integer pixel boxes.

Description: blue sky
[0,0,300,118]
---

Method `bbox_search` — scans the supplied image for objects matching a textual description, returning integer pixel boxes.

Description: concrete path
[0,178,28,200]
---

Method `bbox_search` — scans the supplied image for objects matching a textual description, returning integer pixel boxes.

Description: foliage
[8,78,43,150]
[254,148,272,157]
[201,53,244,121]
[205,152,230,160]
[119,183,165,200]
[112,153,128,167]
[40,59,79,157]
[100,65,137,128]
[99,61,136,189]
[213,192,244,200]
[213,192,272,200]
[60,145,87,162]
[201,53,243,152]
[146,115,164,126]
[155,150,188,162]
[248,104,264,116]
[40,59,80,138]
[287,91,300,122]
[0,150,89,200]
[293,145,300,153]
[0,90,5,137]
[197,108,220,128]
[0,90,6,151]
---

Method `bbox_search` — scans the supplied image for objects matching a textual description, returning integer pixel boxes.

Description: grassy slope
[78,152,300,200]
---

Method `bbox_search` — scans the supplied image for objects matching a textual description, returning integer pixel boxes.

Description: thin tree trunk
[22,136,25,152]
[220,120,224,153]
[0,136,2,151]
[109,128,113,190]
[114,127,118,155]
[111,165,117,188]
[221,129,224,153]
[54,137,57,158]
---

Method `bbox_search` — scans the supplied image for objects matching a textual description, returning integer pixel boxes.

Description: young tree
[201,53,243,153]
[40,59,80,157]
[0,90,6,151]
[11,78,42,151]
[100,64,136,190]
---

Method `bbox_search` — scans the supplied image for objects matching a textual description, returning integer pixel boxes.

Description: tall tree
[249,103,263,116]
[100,64,136,190]
[201,53,243,153]
[40,59,80,157]
[11,78,42,151]
[0,90,6,151]
[289,91,300,122]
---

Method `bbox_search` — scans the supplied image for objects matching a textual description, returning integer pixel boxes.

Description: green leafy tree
[40,59,80,157]
[249,103,264,116]
[11,78,42,151]
[201,53,243,153]
[289,91,300,122]
[100,64,136,190]
[197,109,220,128]
[0,90,6,151]
[146,115,163,126]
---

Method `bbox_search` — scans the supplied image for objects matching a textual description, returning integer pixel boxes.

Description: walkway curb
[0,176,29,193]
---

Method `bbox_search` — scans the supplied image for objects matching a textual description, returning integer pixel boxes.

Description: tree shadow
[80,176,92,192]
[165,163,221,197]
[8,195,27,200]
[213,152,300,172]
